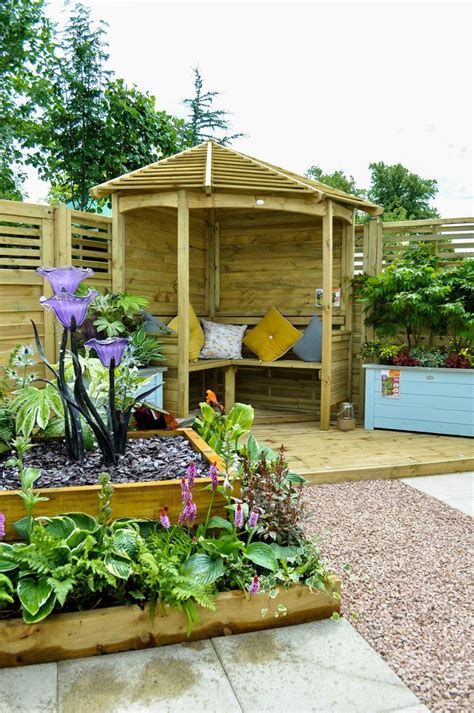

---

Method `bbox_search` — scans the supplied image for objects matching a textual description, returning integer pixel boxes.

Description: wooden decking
[252,412,474,484]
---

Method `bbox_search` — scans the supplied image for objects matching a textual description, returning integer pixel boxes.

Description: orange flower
[206,389,218,405]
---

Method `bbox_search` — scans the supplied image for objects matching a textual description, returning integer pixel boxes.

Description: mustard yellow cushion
[168,304,204,361]
[243,307,303,362]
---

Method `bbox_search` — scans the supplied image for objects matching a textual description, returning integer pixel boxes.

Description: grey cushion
[292,315,322,361]
[141,311,174,334]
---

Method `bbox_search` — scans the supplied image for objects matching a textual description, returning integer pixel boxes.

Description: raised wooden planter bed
[0,428,226,541]
[0,581,340,667]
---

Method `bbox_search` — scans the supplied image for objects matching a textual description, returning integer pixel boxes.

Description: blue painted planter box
[136,366,167,409]
[363,365,474,437]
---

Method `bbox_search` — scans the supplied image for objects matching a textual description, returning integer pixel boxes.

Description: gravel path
[304,479,473,713]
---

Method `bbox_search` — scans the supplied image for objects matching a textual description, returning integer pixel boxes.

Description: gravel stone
[0,435,211,489]
[304,478,473,713]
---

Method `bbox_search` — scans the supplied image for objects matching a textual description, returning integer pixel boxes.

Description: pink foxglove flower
[210,462,219,492]
[178,496,197,527]
[234,503,244,528]
[249,575,260,595]
[187,461,196,489]
[248,510,259,528]
[160,507,171,529]
[0,512,5,539]
[181,477,189,504]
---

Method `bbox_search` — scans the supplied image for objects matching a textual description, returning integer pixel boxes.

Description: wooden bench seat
[187,357,324,410]
[158,319,351,427]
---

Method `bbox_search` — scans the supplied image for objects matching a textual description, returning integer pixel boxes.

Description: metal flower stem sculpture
[34,267,160,465]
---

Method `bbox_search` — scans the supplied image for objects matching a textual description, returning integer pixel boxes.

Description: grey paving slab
[0,662,57,713]
[212,619,423,713]
[57,640,241,713]
[441,496,473,516]
[402,472,473,516]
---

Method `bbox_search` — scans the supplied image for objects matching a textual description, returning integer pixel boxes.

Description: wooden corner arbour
[90,142,382,429]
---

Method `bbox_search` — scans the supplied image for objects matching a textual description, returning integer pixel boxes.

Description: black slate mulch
[0,435,211,490]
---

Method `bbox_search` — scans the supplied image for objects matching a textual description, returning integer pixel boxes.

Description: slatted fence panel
[0,201,112,368]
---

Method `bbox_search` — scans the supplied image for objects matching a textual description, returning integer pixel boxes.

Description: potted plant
[355,246,474,437]
[78,287,167,408]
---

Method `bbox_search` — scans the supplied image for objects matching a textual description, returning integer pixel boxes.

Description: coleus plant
[34,266,159,464]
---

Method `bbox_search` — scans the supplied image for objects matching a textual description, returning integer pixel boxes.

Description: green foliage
[25,3,185,211]
[367,162,439,221]
[1,453,335,625]
[354,244,451,348]
[128,326,163,367]
[5,437,49,535]
[240,449,305,545]
[305,166,365,198]
[182,67,244,146]
[304,161,440,221]
[12,385,63,438]
[193,400,254,455]
[409,346,446,368]
[86,290,149,338]
[0,0,54,199]
[439,260,474,348]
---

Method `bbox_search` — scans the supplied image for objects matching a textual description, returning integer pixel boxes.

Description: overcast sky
[28,0,473,217]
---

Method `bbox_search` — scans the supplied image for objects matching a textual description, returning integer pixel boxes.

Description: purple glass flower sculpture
[37,266,94,294]
[40,289,99,328]
[85,337,131,367]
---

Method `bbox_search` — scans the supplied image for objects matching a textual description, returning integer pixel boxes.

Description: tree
[305,166,365,198]
[182,67,244,146]
[26,3,110,210]
[102,79,186,183]
[0,0,54,199]
[367,162,439,221]
[26,3,185,210]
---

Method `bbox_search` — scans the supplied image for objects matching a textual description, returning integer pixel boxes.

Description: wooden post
[214,220,220,312]
[54,203,72,266]
[344,214,356,399]
[177,190,190,417]
[52,203,72,359]
[207,210,216,318]
[41,217,57,363]
[111,194,125,292]
[359,217,383,417]
[224,365,236,411]
[320,200,333,430]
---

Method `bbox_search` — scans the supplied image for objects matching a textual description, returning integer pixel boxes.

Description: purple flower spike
[85,337,131,367]
[248,510,259,528]
[181,477,189,504]
[187,461,196,489]
[40,290,99,329]
[209,462,218,492]
[234,503,244,529]
[249,575,260,596]
[37,266,93,294]
[178,496,197,527]
[160,507,171,529]
[0,512,5,539]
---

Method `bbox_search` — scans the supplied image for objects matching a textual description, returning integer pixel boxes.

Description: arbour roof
[90,141,382,215]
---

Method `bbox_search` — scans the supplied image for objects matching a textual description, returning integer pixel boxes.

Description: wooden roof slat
[90,141,382,214]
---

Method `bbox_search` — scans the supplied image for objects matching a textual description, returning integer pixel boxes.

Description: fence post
[358,217,383,419]
[40,216,57,363]
[54,203,72,266]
